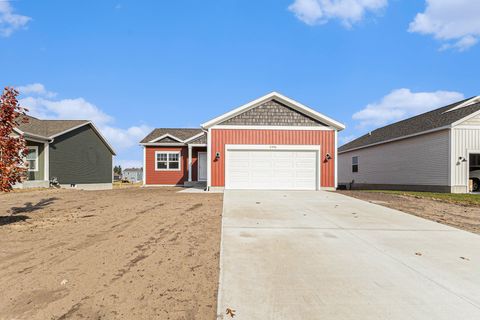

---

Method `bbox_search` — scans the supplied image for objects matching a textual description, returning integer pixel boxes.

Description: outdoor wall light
[325,153,332,161]
[215,152,221,160]
[458,156,467,163]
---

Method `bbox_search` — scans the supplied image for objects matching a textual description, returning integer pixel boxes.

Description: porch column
[188,145,192,182]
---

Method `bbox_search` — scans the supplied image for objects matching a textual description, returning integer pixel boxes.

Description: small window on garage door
[352,156,358,173]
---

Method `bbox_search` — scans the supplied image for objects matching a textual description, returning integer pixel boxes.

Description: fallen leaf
[226,308,236,318]
[460,257,470,261]
[415,252,422,256]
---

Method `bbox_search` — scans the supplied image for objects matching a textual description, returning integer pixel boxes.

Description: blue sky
[1,0,479,167]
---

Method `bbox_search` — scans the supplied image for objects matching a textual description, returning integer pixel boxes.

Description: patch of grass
[363,190,480,206]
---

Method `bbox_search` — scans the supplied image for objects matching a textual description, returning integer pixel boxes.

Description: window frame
[27,146,39,172]
[154,151,182,171]
[352,156,359,173]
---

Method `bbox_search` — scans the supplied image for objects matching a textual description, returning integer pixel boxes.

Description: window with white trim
[155,151,181,171]
[27,146,39,172]
[352,156,358,173]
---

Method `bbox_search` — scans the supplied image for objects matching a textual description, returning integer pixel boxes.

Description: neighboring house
[14,115,116,190]
[338,96,480,193]
[123,168,143,182]
[140,92,345,191]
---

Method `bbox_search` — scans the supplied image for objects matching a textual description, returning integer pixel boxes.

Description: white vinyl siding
[451,127,480,190]
[460,113,480,126]
[338,130,450,186]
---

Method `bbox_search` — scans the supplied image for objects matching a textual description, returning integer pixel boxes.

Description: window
[155,151,181,171]
[352,156,358,173]
[27,146,38,172]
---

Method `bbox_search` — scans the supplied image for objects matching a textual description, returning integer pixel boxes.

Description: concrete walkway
[217,191,480,320]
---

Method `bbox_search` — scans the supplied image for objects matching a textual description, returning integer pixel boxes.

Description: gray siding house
[339,96,480,193]
[15,115,116,190]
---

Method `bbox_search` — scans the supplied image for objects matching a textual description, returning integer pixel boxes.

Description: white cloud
[17,83,57,98]
[19,96,113,125]
[288,0,387,27]
[0,0,31,37]
[18,84,153,165]
[101,125,152,150]
[352,88,464,128]
[409,0,480,51]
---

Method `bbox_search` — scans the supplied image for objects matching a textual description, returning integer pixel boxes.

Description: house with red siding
[140,92,345,191]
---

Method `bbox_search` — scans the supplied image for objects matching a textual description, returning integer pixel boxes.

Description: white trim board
[207,128,212,189]
[140,143,186,147]
[44,142,50,181]
[26,146,39,172]
[142,146,147,185]
[154,150,182,171]
[444,96,480,113]
[149,133,184,143]
[201,92,345,131]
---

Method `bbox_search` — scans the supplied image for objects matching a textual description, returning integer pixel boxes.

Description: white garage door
[226,149,318,190]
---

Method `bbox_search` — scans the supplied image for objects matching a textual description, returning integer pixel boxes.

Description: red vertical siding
[210,129,336,188]
[145,146,187,185]
[145,146,207,185]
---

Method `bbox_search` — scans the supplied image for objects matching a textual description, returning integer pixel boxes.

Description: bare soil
[0,187,223,320]
[338,191,480,235]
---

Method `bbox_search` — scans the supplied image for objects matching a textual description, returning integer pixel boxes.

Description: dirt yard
[0,187,223,320]
[338,190,480,234]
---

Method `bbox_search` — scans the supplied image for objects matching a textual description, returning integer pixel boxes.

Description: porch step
[184,181,207,188]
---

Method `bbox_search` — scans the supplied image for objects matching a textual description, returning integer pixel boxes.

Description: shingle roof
[339,97,480,153]
[16,115,116,155]
[187,133,207,144]
[17,115,89,138]
[140,128,203,143]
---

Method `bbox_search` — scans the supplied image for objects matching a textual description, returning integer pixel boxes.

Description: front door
[198,152,207,181]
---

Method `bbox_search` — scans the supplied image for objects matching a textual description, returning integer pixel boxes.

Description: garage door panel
[274,169,296,178]
[226,149,318,190]
[295,151,316,158]
[296,160,316,169]
[251,161,273,169]
[274,159,295,169]
[251,169,275,178]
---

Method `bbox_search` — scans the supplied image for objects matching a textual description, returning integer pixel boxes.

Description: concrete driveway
[217,191,480,320]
